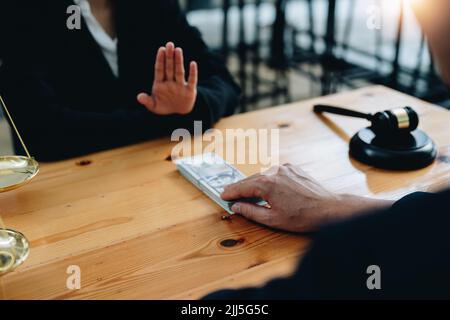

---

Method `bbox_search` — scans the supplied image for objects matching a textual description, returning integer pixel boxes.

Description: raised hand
[137,42,198,115]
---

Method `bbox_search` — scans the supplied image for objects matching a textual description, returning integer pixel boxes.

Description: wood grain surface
[1,86,449,299]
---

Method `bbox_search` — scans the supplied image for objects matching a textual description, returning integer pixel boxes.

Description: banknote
[175,153,267,214]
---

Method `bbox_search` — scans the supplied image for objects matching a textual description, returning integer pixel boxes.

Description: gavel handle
[313,104,373,121]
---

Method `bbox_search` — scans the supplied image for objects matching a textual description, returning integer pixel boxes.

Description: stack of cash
[175,153,267,214]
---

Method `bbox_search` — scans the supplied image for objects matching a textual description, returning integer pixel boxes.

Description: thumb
[137,93,156,111]
[231,202,271,225]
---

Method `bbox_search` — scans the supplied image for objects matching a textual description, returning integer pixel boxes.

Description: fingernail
[231,203,240,212]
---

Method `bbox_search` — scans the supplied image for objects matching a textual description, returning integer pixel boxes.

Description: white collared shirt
[73,0,119,77]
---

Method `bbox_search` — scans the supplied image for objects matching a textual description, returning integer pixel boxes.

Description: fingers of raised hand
[137,93,156,111]
[157,43,196,89]
[154,47,166,82]
[188,61,198,90]
[165,42,175,81]
[175,47,186,84]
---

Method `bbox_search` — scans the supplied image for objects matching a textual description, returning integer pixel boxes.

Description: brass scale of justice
[0,95,38,275]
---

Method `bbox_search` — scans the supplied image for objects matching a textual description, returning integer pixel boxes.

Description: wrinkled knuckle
[259,176,274,187]
[257,176,268,185]
[272,175,282,186]
[246,206,257,218]
[261,177,276,197]
[249,187,262,198]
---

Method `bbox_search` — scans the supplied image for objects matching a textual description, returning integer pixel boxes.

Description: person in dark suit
[0,0,240,161]
[209,171,450,299]
[205,0,450,299]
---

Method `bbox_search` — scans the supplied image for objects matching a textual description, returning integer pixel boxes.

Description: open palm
[137,42,198,115]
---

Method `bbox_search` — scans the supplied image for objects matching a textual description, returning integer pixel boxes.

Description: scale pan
[0,156,39,192]
[0,229,30,274]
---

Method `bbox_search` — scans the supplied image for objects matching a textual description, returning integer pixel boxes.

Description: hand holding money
[221,163,394,232]
[175,153,267,215]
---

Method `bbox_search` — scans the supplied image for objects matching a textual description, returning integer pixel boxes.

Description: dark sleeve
[0,4,182,161]
[0,1,240,162]
[204,189,450,299]
[162,0,241,127]
[0,56,213,161]
[0,61,173,161]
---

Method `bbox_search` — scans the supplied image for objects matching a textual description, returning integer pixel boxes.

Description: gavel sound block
[313,105,437,170]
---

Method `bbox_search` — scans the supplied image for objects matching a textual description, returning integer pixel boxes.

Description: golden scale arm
[0,94,32,158]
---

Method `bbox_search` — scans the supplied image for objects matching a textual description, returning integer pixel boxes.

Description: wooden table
[1,86,449,300]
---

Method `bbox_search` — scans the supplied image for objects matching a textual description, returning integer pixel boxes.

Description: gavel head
[371,106,419,135]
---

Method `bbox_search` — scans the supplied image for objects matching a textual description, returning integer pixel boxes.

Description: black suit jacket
[0,0,240,161]
[205,189,450,299]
